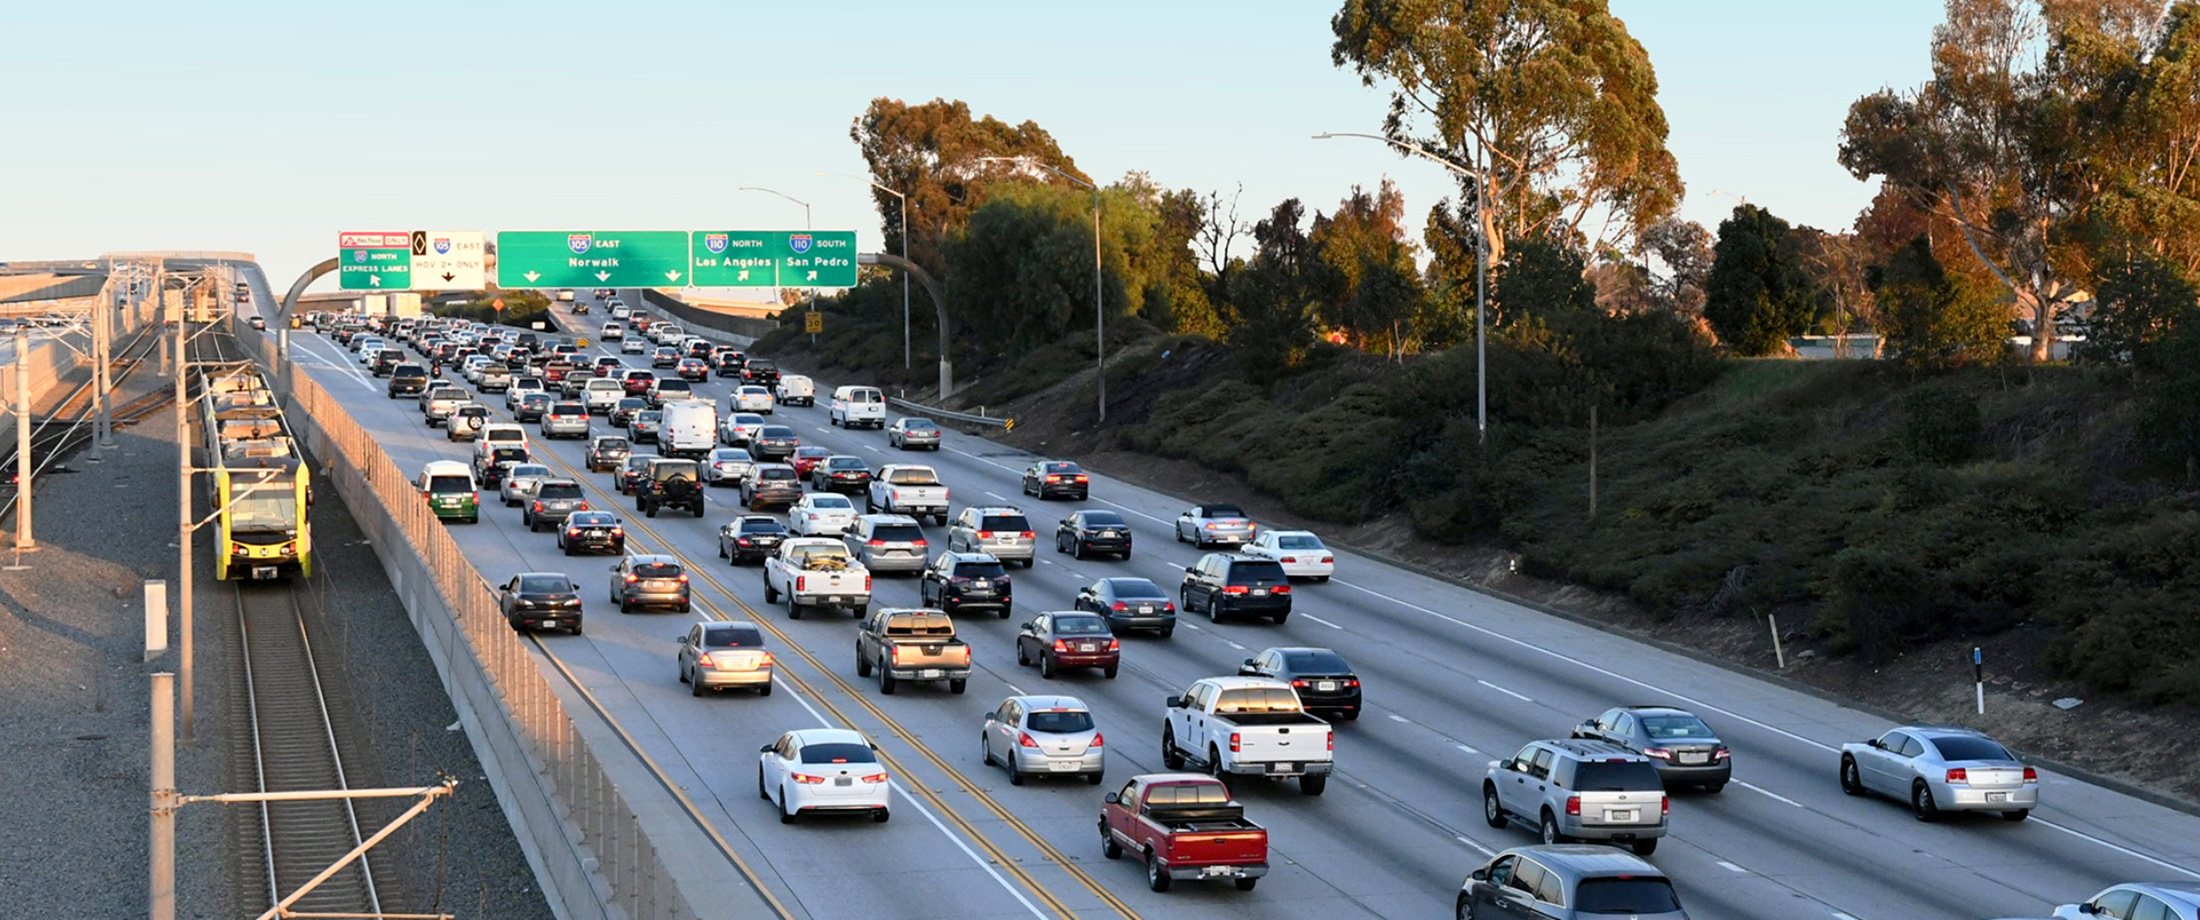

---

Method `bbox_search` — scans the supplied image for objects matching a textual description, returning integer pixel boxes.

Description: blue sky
[2,1,1942,290]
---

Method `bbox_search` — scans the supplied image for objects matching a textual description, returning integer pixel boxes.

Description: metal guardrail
[887,395,1014,431]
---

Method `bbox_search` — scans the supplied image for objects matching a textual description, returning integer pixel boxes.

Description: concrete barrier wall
[633,290,773,343]
[237,326,701,920]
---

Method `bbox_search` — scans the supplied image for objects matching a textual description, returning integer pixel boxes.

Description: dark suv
[742,358,780,386]
[741,464,803,511]
[386,363,429,398]
[1458,846,1687,920]
[637,458,705,518]
[522,479,589,532]
[1180,553,1292,624]
[920,551,1013,618]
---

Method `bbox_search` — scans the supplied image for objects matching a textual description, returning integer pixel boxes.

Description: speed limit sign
[804,311,823,334]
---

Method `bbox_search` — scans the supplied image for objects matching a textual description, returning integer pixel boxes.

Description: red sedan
[1015,611,1120,679]
[790,446,833,477]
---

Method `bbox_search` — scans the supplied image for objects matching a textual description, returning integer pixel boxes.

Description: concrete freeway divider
[236,327,712,920]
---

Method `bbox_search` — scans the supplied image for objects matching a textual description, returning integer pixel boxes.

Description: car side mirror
[1020,621,1034,631]
[1164,696,1182,709]
[2078,905,2098,916]
[758,744,774,753]
[675,635,688,643]
[1470,868,1488,882]
[1103,792,1119,805]
[1867,738,1885,750]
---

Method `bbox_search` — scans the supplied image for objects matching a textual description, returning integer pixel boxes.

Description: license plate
[920,669,943,679]
[646,580,673,589]
[1049,761,1079,772]
[834,777,852,787]
[1201,865,1234,878]
[1267,763,1295,774]
[1251,588,1268,596]
[973,580,990,589]
[1678,753,1707,765]
[1137,606,1153,614]
[1605,809,1637,822]
[1317,681,1337,692]
[827,596,844,604]
[1079,643,1096,652]
[541,620,559,627]
[1986,792,2008,802]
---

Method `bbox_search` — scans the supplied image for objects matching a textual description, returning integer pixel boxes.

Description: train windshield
[230,483,298,535]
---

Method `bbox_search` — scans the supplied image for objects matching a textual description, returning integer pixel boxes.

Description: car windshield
[1054,616,1109,636]
[1206,504,1247,518]
[1276,534,1324,549]
[702,626,764,649]
[427,475,471,492]
[1571,760,1664,791]
[761,427,795,438]
[522,394,549,406]
[617,399,644,410]
[536,483,582,499]
[1639,715,1716,739]
[1574,877,1682,914]
[508,464,547,478]
[1026,710,1095,733]
[655,380,689,392]
[1226,562,1288,584]
[739,518,785,533]
[517,576,570,594]
[1080,512,1126,527]
[631,562,682,578]
[1282,651,1351,673]
[734,414,764,425]
[808,495,852,510]
[798,743,876,765]
[1044,462,1079,473]
[1929,736,2014,762]
[597,438,629,450]
[980,515,1030,532]
[871,524,924,542]
[570,512,614,526]
[712,450,750,462]
[552,403,584,414]
[954,561,1007,579]
[1106,578,1166,600]
[827,458,864,470]
[904,420,938,431]
[636,411,661,423]
[886,468,937,484]
[795,447,831,459]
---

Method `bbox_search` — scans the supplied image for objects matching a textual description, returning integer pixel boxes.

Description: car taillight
[1662,798,1670,815]
[532,501,543,512]
[1643,748,1672,761]
[1566,796,1581,816]
[1221,585,1249,595]
[1089,732,1104,748]
[1290,679,1308,688]
[1052,640,1069,653]
[623,574,638,582]
[1946,768,1968,784]
[1272,585,1291,594]
[1163,602,1175,611]
[1345,679,1360,688]
[1017,732,1038,748]
[736,537,751,546]
[977,530,993,539]
[1321,556,1334,564]
[796,576,806,592]
[1229,732,1241,753]
[610,527,623,536]
[1112,602,1128,611]
[860,772,888,783]
[757,652,773,666]
[1046,475,1061,482]
[890,645,902,663]
[791,773,825,785]
[1020,531,1034,539]
[696,652,715,668]
[1074,475,1087,483]
[677,574,689,583]
[1714,747,1729,760]
[864,576,872,591]
[868,539,886,547]
[1281,556,1297,564]
[2022,766,2037,782]
[911,539,927,547]
[1326,731,1334,751]
[1106,638,1119,651]
[567,528,581,537]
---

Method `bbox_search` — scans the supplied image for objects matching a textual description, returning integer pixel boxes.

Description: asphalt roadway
[265,285,2199,920]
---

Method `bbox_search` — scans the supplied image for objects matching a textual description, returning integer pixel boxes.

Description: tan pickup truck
[853,607,972,695]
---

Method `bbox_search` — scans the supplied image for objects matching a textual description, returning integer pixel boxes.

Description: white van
[658,401,719,460]
[829,386,885,429]
[775,374,816,407]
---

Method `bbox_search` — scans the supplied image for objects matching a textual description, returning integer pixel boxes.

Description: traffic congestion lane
[300,303,2200,920]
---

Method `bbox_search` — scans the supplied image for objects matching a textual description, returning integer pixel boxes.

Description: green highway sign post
[690,230,858,288]
[495,230,692,288]
[337,232,412,290]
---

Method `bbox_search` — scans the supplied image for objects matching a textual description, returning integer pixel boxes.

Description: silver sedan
[1839,725,2038,821]
[980,694,1104,786]
[676,620,772,696]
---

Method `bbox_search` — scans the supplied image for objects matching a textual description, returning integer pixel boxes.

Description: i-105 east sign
[689,230,857,288]
[495,231,691,288]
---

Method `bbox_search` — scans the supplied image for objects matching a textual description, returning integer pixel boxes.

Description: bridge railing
[239,329,700,920]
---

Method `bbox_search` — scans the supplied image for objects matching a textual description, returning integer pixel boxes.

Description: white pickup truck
[1160,677,1334,796]
[761,537,873,619]
[865,464,950,525]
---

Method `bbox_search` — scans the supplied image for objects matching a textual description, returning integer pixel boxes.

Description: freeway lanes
[275,289,2199,920]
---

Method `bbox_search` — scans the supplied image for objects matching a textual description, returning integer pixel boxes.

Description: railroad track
[229,582,389,918]
[0,320,167,494]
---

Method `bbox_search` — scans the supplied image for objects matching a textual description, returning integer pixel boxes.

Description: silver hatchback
[980,695,1104,786]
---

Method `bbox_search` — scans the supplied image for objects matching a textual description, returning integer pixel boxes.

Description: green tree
[1493,236,1596,326]
[1871,237,2008,369]
[1228,199,1320,367]
[1330,0,1682,266]
[1310,180,1427,357]
[1702,204,1816,356]
[2136,317,2200,483]
[850,98,1077,275]
[2078,249,2200,374]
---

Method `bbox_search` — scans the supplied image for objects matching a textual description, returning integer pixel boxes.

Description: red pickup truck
[1099,773,1268,892]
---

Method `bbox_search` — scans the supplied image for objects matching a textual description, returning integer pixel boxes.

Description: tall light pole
[821,172,911,369]
[739,186,812,315]
[980,156,1105,422]
[1314,131,1489,443]
[1708,188,1749,210]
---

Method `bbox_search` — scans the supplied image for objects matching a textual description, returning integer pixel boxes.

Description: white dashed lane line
[1301,613,1342,630]
[1476,679,1532,702]
[1717,861,1750,874]
[1735,780,1804,808]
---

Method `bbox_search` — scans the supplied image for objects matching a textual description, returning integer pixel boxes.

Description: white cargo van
[775,374,816,407]
[659,401,719,460]
[829,385,885,429]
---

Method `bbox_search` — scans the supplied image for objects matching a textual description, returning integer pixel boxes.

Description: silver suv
[1457,845,1687,920]
[846,514,928,574]
[948,506,1035,567]
[1483,739,1668,855]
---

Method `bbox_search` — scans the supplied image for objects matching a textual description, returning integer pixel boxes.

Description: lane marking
[983,490,1010,502]
[1476,679,1532,702]
[1831,913,1860,920]
[1717,861,1749,874]
[1089,496,1170,526]
[1454,835,1496,857]
[1454,744,1481,756]
[1387,714,1412,724]
[1301,613,1343,630]
[1220,638,1247,650]
[1736,780,1804,808]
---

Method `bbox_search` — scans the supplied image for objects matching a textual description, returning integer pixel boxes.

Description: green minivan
[419,460,479,524]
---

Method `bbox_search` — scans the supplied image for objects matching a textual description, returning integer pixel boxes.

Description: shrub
[1899,385,1981,464]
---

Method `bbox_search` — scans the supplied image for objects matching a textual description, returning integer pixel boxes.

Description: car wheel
[2001,808,2030,822]
[718,541,727,558]
[1911,782,1940,822]
[856,649,872,677]
[764,582,779,604]
[1483,784,1507,829]
[690,670,704,697]
[1299,775,1326,796]
[873,808,890,823]
[1100,822,1121,859]
[950,678,966,694]
[758,766,768,800]
[1040,655,1055,680]
[1146,853,1170,893]
[1703,782,1725,794]
[778,786,796,824]
[981,733,994,766]
[788,601,804,620]
[1120,548,1132,560]
[1457,893,1476,920]
[1839,756,1865,796]
[1016,643,1029,666]
[1540,810,1567,845]
[1631,838,1658,856]
[1072,540,1085,560]
[878,664,896,694]
[757,681,771,697]
[1104,665,1118,679]
[1161,727,1184,770]
[1008,761,1025,786]
[1159,627,1173,639]
[1206,746,1224,778]
[1235,878,1258,892]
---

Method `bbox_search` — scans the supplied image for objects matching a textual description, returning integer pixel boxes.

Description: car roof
[702,619,763,636]
[421,460,469,473]
[787,727,868,747]
[1102,577,1163,590]
[625,553,680,565]
[1617,705,1698,717]
[1496,844,1664,880]
[1007,694,1089,713]
[944,551,1002,564]
[858,514,920,525]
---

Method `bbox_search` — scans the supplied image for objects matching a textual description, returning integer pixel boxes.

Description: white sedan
[708,447,756,486]
[1242,530,1335,581]
[621,337,647,354]
[721,412,767,446]
[759,728,889,824]
[733,385,776,414]
[788,493,858,536]
[601,322,624,341]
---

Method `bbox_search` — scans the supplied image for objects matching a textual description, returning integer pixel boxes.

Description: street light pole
[1314,131,1489,443]
[739,186,812,314]
[979,156,1105,422]
[821,172,912,370]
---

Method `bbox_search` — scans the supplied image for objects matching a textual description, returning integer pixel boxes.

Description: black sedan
[717,514,788,565]
[1237,647,1360,720]
[557,511,626,556]
[1073,577,1176,637]
[514,392,551,423]
[1021,460,1089,500]
[811,455,872,494]
[751,425,799,463]
[1055,510,1132,560]
[498,572,582,634]
[617,454,656,495]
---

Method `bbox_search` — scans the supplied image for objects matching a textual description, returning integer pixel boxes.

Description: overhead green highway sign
[495,230,691,288]
[689,230,858,288]
[336,231,411,290]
